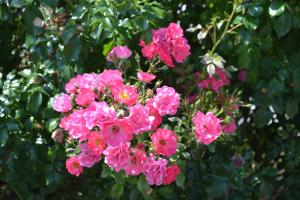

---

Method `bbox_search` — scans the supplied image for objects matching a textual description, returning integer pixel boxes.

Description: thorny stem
[210,3,237,54]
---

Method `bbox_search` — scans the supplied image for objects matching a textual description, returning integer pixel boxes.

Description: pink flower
[143,154,168,186]
[53,94,72,113]
[111,84,138,106]
[171,38,190,63]
[137,72,156,83]
[102,119,133,146]
[66,156,83,176]
[75,88,96,106]
[103,143,130,172]
[99,69,123,88]
[163,164,181,185]
[151,128,177,157]
[87,131,106,154]
[127,104,152,134]
[146,101,162,130]
[83,101,116,130]
[157,43,175,67]
[140,23,190,68]
[192,111,222,145]
[77,143,102,168]
[167,23,184,39]
[65,77,78,94]
[59,109,89,140]
[140,41,156,60]
[124,148,147,176]
[238,70,247,82]
[198,68,230,93]
[188,93,198,104]
[152,86,180,116]
[65,73,104,94]
[223,119,237,134]
[107,46,132,61]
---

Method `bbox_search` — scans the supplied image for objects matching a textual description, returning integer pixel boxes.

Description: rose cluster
[192,68,240,145]
[53,69,181,186]
[140,23,190,68]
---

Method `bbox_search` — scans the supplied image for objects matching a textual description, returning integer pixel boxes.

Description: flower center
[131,156,137,164]
[119,92,129,100]
[112,125,120,133]
[159,139,166,145]
[95,138,101,146]
[73,162,80,169]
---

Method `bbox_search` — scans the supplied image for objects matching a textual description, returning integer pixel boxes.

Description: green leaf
[41,0,58,8]
[63,37,81,61]
[176,172,185,188]
[269,1,285,17]
[27,92,43,113]
[238,46,252,68]
[151,6,165,19]
[18,69,33,78]
[137,176,150,194]
[243,16,259,30]
[273,12,292,38]
[248,5,263,18]
[102,40,114,56]
[259,181,273,199]
[91,23,103,40]
[62,27,75,45]
[111,183,124,199]
[48,119,58,132]
[113,172,125,185]
[254,107,272,128]
[0,128,8,147]
[285,98,299,118]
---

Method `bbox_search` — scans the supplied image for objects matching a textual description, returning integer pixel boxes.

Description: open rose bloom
[53,22,241,188]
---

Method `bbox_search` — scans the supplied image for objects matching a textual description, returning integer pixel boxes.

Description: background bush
[0,0,300,199]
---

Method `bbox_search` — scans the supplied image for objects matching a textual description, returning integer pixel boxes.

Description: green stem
[210,3,237,54]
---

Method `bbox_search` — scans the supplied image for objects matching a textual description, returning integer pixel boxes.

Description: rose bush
[1,0,300,199]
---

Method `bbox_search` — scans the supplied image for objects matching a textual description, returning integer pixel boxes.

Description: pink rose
[124,148,147,176]
[111,84,138,106]
[65,73,104,94]
[163,164,181,185]
[137,72,156,83]
[152,86,180,116]
[53,94,72,113]
[198,68,230,93]
[102,119,133,147]
[127,104,152,134]
[167,23,184,39]
[146,101,162,130]
[99,69,123,88]
[75,88,96,106]
[66,156,83,176]
[223,119,237,134]
[83,101,116,130]
[171,37,190,63]
[141,42,156,60]
[87,131,106,154]
[151,128,178,157]
[192,111,222,145]
[103,143,130,172]
[59,109,89,140]
[107,46,132,61]
[77,143,102,168]
[143,154,167,186]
